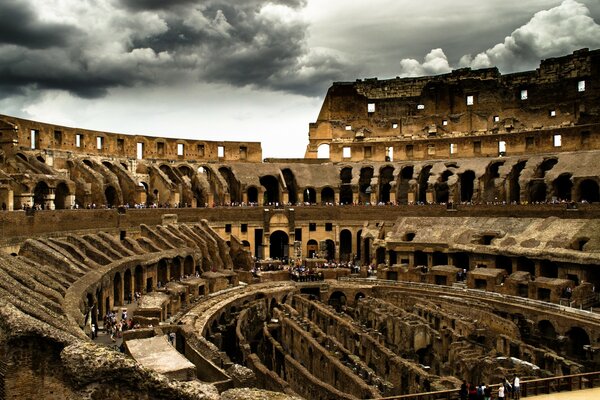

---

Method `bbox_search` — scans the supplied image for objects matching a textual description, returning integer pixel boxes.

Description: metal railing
[372,371,600,400]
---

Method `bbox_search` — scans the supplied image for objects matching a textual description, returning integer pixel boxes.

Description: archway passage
[508,161,527,204]
[528,180,547,203]
[578,179,599,203]
[339,229,352,262]
[113,272,122,306]
[157,259,168,284]
[105,186,118,208]
[124,269,132,303]
[328,291,347,312]
[340,167,353,205]
[379,166,394,203]
[321,187,335,204]
[260,175,280,204]
[282,169,298,204]
[325,239,335,261]
[269,230,289,261]
[303,187,316,204]
[418,166,432,203]
[398,166,414,204]
[33,181,50,209]
[358,167,374,204]
[134,266,143,293]
[553,174,572,201]
[55,182,69,209]
[307,239,318,258]
[460,171,476,202]
[247,186,258,204]
[567,327,590,358]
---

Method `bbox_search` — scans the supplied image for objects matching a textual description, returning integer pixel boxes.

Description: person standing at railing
[513,375,520,399]
[497,381,505,399]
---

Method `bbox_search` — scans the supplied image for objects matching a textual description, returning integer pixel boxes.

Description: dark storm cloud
[0,0,78,49]
[0,0,345,100]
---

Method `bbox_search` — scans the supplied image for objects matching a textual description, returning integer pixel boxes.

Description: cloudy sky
[1,0,599,158]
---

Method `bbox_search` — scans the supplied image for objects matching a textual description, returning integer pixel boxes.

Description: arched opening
[324,239,335,261]
[328,291,347,312]
[482,161,505,203]
[566,327,590,358]
[508,160,527,204]
[113,272,122,306]
[317,143,330,159]
[105,186,118,208]
[397,166,414,204]
[379,166,394,204]
[540,260,559,278]
[340,167,353,205]
[134,265,143,293]
[282,169,298,204]
[434,170,453,204]
[303,187,316,204]
[260,175,280,205]
[306,239,318,258]
[578,179,599,203]
[184,255,194,276]
[55,182,70,210]
[358,167,374,204]
[459,170,476,203]
[247,186,259,204]
[538,320,557,341]
[363,237,372,264]
[339,229,352,262]
[553,173,573,201]
[33,181,50,209]
[157,259,168,285]
[219,167,242,204]
[179,165,192,178]
[418,166,432,203]
[376,247,386,265]
[123,269,132,303]
[171,257,182,280]
[321,187,335,204]
[269,230,289,261]
[534,158,558,179]
[528,181,547,203]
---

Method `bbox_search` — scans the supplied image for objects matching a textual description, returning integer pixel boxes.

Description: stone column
[263,233,270,259]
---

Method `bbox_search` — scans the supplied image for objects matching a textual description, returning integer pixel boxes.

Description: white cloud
[399,48,452,77]
[400,0,600,75]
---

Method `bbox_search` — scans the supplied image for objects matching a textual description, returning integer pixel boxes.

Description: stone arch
[459,170,476,203]
[538,320,557,341]
[282,168,298,204]
[247,186,259,204]
[33,181,50,209]
[54,182,70,210]
[179,165,193,178]
[358,166,374,204]
[219,166,241,204]
[340,167,353,205]
[157,259,168,284]
[378,166,394,204]
[339,229,352,262]
[260,175,280,205]
[577,179,599,203]
[328,291,347,312]
[324,239,335,261]
[398,165,414,204]
[482,161,505,203]
[184,255,195,276]
[270,230,289,260]
[307,239,318,258]
[528,181,547,203]
[134,265,143,293]
[303,187,317,204]
[321,187,335,204]
[434,170,453,204]
[317,143,330,158]
[171,257,183,280]
[508,160,527,204]
[553,173,573,201]
[104,185,118,208]
[566,327,590,358]
[417,165,432,203]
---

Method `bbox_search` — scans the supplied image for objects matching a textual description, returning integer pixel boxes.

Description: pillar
[389,191,396,204]
[263,233,270,259]
[407,192,416,204]
[282,190,289,205]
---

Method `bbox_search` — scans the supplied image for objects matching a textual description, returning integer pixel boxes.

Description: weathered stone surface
[221,388,303,400]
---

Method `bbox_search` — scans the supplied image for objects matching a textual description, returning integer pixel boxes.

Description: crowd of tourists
[459,376,520,400]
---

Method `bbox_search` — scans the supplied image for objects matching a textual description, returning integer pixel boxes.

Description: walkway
[528,387,600,398]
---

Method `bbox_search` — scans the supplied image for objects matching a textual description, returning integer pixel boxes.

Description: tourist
[468,383,478,400]
[513,375,520,399]
[498,381,505,399]
[483,384,492,400]
[459,380,468,400]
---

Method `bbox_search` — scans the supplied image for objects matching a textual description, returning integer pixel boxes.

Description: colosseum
[0,48,599,400]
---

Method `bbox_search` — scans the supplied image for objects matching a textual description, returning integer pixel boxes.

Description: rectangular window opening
[225,224,232,233]
[450,143,457,154]
[498,140,507,155]
[427,144,435,155]
[466,95,474,106]
[520,89,528,100]
[295,228,302,241]
[549,110,556,117]
[31,129,39,149]
[526,136,534,149]
[157,142,165,155]
[241,223,248,233]
[325,223,333,231]
[364,146,372,158]
[553,134,562,147]
[239,146,247,160]
[76,133,83,148]
[96,136,103,150]
[442,120,448,126]
[406,144,414,158]
[392,123,398,129]
[197,144,205,157]
[493,115,500,122]
[386,146,394,162]
[473,141,481,154]
[578,80,586,92]
[117,138,125,153]
[177,143,184,156]
[345,125,352,131]
[367,103,375,113]
[309,223,316,232]
[417,104,425,110]
[342,147,351,158]
[54,130,62,145]
[218,145,224,158]
[136,142,144,160]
